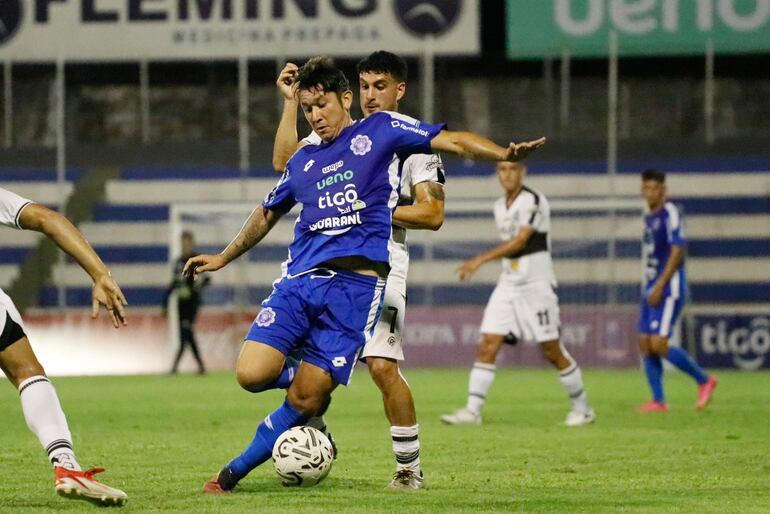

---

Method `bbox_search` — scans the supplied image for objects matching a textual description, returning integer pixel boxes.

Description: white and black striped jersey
[0,187,33,230]
[493,186,557,290]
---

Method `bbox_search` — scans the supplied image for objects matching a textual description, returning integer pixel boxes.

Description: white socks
[466,362,496,415]
[559,364,589,412]
[18,376,81,470]
[391,425,420,472]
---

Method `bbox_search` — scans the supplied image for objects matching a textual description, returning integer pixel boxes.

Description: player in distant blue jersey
[183,57,545,493]
[638,169,717,413]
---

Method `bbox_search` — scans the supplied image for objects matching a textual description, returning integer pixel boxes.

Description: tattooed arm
[392,181,445,231]
[183,206,282,278]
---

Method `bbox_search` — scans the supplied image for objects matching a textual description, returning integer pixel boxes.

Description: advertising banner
[694,314,770,370]
[1,0,479,62]
[25,306,639,376]
[400,306,639,368]
[507,0,770,58]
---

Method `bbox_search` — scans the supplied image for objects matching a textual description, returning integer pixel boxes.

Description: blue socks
[264,357,299,391]
[227,398,309,482]
[644,346,709,403]
[666,346,709,385]
[643,355,665,403]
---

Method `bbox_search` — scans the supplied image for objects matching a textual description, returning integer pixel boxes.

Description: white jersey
[0,187,32,344]
[0,187,33,230]
[301,130,445,287]
[493,186,557,292]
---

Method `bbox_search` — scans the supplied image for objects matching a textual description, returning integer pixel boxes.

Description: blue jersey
[642,202,687,299]
[262,111,445,276]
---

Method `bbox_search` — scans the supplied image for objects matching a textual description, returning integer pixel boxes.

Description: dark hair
[181,230,194,239]
[357,51,408,83]
[295,56,350,96]
[641,169,665,183]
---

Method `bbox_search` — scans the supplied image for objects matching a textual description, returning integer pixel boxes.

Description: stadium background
[0,0,768,375]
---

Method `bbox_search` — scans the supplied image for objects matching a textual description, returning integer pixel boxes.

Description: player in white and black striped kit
[0,186,128,505]
[441,162,596,427]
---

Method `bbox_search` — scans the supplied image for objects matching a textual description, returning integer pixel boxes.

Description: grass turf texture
[0,369,768,513]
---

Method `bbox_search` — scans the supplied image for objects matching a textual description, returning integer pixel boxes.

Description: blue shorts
[246,268,385,386]
[639,296,684,338]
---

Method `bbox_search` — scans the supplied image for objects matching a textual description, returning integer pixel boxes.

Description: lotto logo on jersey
[331,356,347,367]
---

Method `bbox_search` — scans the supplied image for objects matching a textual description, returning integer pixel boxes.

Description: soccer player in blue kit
[637,169,717,413]
[184,57,545,493]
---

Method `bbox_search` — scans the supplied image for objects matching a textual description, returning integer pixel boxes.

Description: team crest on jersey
[350,135,373,156]
[255,307,276,327]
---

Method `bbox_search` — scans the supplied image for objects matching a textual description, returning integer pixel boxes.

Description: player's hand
[276,63,299,101]
[503,137,546,162]
[457,258,482,282]
[183,254,226,279]
[91,273,128,328]
[647,283,664,307]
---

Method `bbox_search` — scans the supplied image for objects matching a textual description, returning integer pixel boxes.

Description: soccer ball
[272,426,334,487]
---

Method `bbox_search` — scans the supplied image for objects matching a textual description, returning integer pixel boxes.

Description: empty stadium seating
[3,161,764,311]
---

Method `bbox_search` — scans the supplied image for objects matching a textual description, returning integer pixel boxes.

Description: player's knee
[287,389,327,417]
[540,345,560,364]
[235,365,272,393]
[477,335,501,363]
[650,338,669,357]
[367,357,400,392]
[540,342,571,369]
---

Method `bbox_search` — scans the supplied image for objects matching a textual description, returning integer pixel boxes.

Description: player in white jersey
[0,186,128,505]
[441,162,596,427]
[271,52,445,489]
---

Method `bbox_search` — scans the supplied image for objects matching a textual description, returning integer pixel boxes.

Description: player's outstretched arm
[430,131,545,163]
[184,206,281,278]
[18,203,127,327]
[392,182,445,231]
[272,63,302,172]
[456,226,535,282]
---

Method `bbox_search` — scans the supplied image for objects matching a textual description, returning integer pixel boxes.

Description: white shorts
[361,278,406,361]
[479,282,560,344]
[0,288,27,351]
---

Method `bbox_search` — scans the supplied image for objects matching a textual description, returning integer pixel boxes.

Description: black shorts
[0,315,26,352]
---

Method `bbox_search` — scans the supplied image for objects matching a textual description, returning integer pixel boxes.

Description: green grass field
[0,369,768,513]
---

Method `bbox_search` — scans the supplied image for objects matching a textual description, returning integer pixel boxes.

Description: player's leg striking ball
[204,270,384,492]
[232,336,335,451]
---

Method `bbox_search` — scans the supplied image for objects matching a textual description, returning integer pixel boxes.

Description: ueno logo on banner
[555,0,770,37]
[699,316,770,371]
